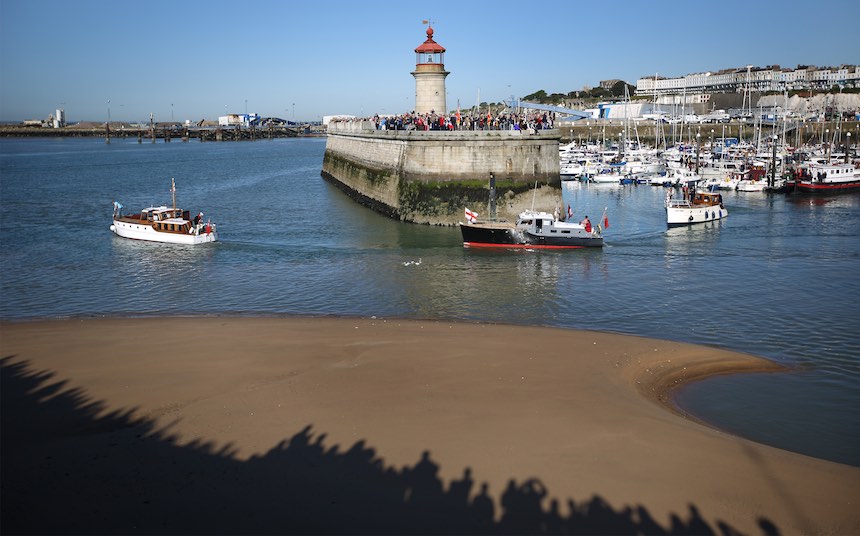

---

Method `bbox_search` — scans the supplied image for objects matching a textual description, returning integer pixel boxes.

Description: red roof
[414,27,445,53]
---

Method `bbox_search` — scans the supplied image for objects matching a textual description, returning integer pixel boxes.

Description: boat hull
[460,222,602,249]
[522,232,603,248]
[459,222,522,246]
[666,205,728,227]
[589,174,622,184]
[736,181,767,192]
[794,180,860,194]
[110,220,218,244]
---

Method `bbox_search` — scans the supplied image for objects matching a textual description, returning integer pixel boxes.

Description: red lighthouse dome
[415,26,445,65]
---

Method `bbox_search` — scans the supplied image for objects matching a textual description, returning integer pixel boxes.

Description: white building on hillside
[636,64,860,98]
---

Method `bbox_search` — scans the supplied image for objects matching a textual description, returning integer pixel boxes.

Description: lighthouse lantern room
[411,25,449,115]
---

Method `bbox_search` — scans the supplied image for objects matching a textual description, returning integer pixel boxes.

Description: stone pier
[321,121,561,225]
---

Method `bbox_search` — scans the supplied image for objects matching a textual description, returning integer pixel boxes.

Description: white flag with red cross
[465,208,478,223]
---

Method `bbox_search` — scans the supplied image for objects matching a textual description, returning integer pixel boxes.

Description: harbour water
[1,137,858,466]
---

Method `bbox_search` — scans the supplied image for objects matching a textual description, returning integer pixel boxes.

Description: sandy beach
[2,317,858,534]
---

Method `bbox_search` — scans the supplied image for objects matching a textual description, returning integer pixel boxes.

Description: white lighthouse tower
[411,25,449,115]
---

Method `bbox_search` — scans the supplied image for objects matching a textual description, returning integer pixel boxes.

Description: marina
[1,136,858,468]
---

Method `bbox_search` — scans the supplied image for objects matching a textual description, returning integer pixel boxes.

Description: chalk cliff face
[321,123,561,225]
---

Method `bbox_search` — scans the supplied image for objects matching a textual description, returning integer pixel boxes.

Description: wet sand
[2,317,858,534]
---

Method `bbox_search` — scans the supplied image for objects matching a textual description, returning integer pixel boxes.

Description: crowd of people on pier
[335,110,556,133]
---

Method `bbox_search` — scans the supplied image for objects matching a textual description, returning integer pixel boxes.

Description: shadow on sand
[1,357,780,534]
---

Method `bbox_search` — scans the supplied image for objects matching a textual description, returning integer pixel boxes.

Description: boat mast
[171,178,177,212]
[653,72,660,150]
[781,90,788,175]
[489,172,497,220]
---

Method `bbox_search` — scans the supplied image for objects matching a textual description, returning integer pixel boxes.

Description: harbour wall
[321,121,561,224]
[0,125,318,140]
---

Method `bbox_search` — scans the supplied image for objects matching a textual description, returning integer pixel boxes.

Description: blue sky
[1,0,856,123]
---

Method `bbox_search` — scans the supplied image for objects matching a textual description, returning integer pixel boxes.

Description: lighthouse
[411,25,449,115]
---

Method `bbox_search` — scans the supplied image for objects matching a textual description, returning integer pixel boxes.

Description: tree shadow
[1,356,779,534]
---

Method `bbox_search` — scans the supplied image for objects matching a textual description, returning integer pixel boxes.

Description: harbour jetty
[321,25,561,225]
[321,121,560,225]
[0,124,320,140]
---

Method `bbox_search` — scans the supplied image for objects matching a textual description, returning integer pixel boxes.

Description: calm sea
[1,137,858,466]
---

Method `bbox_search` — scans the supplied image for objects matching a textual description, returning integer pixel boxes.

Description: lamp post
[710,128,714,160]
[769,135,778,189]
[856,124,859,156]
[846,132,851,164]
[799,119,804,148]
[171,103,174,123]
[695,132,701,174]
[292,102,296,124]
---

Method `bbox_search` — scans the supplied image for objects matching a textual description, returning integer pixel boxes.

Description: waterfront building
[218,113,258,127]
[53,108,65,129]
[635,64,860,99]
[411,25,449,115]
